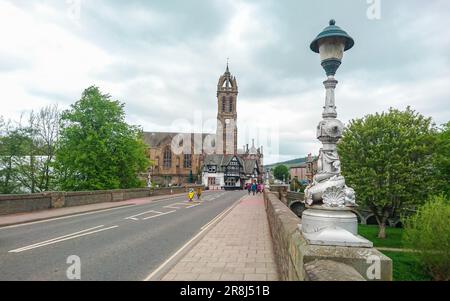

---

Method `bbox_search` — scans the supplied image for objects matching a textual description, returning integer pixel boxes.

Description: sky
[0,0,449,164]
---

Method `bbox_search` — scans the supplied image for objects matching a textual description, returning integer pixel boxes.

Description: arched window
[228,97,233,112]
[183,154,192,169]
[222,96,226,112]
[163,147,172,169]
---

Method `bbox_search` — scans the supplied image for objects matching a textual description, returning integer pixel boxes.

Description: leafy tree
[273,165,289,182]
[0,106,60,194]
[0,125,30,194]
[403,194,450,281]
[54,86,150,191]
[434,122,450,196]
[338,107,439,239]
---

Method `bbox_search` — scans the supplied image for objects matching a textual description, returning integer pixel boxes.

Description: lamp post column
[300,19,372,248]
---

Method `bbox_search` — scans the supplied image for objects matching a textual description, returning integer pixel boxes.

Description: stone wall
[264,191,393,281]
[0,185,203,216]
[270,185,306,217]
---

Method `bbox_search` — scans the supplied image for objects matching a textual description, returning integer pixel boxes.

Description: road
[0,190,246,281]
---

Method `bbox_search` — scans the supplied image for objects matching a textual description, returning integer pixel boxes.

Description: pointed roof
[249,139,258,155]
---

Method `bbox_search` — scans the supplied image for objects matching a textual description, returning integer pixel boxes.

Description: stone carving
[323,185,346,207]
[304,77,357,209]
[343,187,356,207]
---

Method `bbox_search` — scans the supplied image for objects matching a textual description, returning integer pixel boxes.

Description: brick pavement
[161,193,280,281]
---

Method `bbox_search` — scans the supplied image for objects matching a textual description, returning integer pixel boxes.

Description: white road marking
[143,208,230,281]
[164,202,192,209]
[142,210,176,220]
[9,225,119,253]
[186,203,201,209]
[200,203,235,230]
[143,194,245,281]
[125,210,164,221]
[0,192,210,231]
[0,205,136,231]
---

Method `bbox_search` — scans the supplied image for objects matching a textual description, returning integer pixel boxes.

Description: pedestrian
[257,183,262,194]
[196,187,202,201]
[251,182,257,195]
[187,188,195,202]
[247,183,251,195]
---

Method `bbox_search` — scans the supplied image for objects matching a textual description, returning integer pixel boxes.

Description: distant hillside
[264,157,308,170]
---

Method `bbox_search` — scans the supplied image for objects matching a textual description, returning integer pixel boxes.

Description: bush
[403,195,450,281]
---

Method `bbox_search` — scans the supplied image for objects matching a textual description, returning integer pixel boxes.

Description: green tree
[338,107,439,239]
[0,126,30,194]
[434,122,450,196]
[0,106,61,194]
[403,195,450,281]
[54,86,150,191]
[273,165,289,182]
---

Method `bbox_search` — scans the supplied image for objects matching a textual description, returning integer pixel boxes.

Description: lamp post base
[301,206,373,248]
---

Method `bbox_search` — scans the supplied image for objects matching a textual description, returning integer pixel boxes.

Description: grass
[358,224,404,248]
[358,224,432,281]
[381,251,431,281]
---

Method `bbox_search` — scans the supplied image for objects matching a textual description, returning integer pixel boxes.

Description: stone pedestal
[301,206,373,248]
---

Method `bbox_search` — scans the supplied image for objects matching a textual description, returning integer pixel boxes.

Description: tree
[0,124,30,194]
[13,106,60,193]
[434,122,450,196]
[0,106,61,194]
[338,107,439,239]
[403,194,450,281]
[273,165,289,182]
[54,86,150,191]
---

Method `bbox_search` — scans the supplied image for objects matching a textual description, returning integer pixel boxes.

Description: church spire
[225,58,230,74]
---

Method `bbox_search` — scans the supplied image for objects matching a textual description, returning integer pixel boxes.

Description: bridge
[0,186,392,281]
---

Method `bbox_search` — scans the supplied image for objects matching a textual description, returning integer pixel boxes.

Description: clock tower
[216,63,238,155]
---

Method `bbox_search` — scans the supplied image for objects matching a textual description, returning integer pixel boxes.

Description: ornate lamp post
[302,20,372,247]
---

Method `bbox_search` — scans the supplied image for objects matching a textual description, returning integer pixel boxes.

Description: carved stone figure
[304,78,356,209]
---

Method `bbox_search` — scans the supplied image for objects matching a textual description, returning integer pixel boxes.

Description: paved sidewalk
[162,193,280,281]
[0,192,188,228]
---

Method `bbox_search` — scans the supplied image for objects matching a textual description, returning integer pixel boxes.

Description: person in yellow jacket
[187,188,195,202]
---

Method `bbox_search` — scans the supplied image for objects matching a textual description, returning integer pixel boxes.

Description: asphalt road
[0,190,246,281]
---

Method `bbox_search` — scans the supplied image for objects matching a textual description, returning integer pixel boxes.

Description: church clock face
[225,119,231,124]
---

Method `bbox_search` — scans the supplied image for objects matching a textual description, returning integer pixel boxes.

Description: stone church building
[143,65,263,188]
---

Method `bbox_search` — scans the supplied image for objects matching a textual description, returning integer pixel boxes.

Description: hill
[264,157,308,170]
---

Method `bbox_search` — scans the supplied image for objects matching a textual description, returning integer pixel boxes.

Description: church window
[183,154,192,169]
[228,97,233,112]
[163,147,172,169]
[222,96,226,112]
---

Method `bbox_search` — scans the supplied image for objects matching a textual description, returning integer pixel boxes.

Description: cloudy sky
[1,0,449,164]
